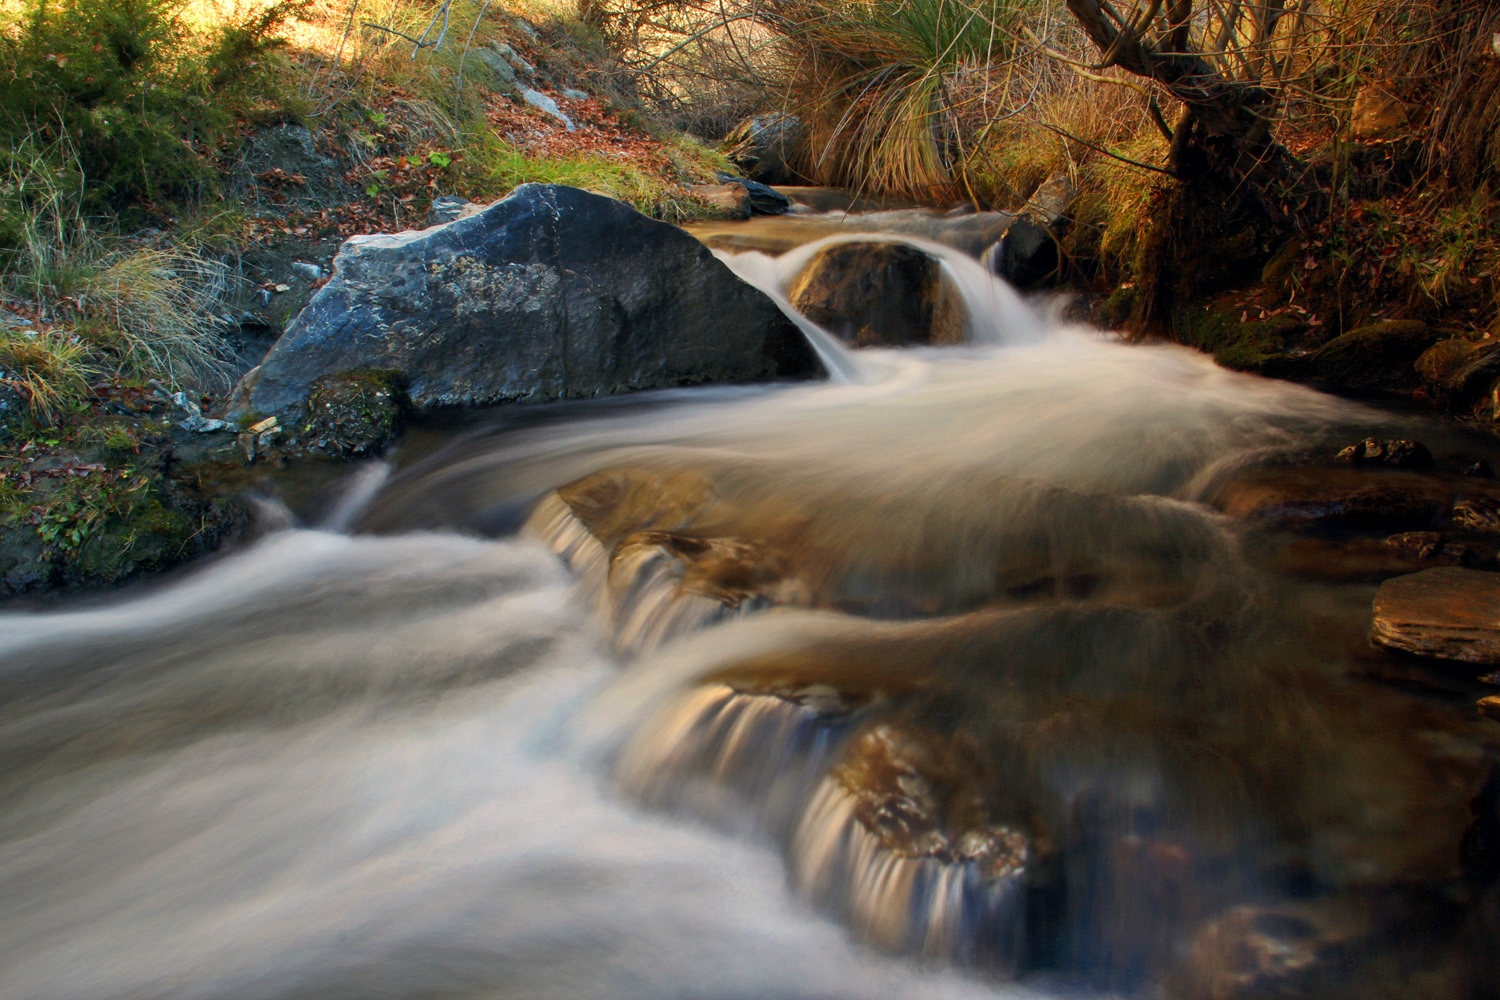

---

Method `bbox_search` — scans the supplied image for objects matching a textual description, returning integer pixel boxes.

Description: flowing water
[2,229,1498,999]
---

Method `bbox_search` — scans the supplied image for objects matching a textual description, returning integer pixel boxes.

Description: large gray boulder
[243,184,821,417]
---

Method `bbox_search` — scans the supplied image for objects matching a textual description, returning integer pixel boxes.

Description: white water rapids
[1,234,1484,999]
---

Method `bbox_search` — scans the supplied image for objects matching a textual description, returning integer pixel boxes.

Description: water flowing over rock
[1371,566,1500,664]
[789,242,967,347]
[240,184,821,419]
[523,461,1250,654]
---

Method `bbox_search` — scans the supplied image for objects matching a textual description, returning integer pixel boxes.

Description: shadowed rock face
[244,184,821,417]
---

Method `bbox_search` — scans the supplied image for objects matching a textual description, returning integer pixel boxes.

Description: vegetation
[0,0,737,596]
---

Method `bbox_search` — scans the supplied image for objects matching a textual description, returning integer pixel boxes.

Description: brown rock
[789,241,966,347]
[1333,437,1432,470]
[1453,496,1500,534]
[1214,468,1451,533]
[1273,532,1464,582]
[1479,695,1500,722]
[1352,84,1409,141]
[1371,566,1500,664]
[687,182,751,219]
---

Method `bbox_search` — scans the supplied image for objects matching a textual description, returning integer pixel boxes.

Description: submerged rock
[1452,496,1500,534]
[1213,468,1451,533]
[1334,437,1433,470]
[1372,566,1500,664]
[789,241,966,347]
[240,184,819,420]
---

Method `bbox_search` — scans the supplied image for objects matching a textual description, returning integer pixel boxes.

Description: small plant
[0,328,92,421]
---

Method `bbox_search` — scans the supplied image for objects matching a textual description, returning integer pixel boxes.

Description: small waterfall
[319,460,393,532]
[791,776,1030,965]
[613,672,1036,969]
[615,682,859,835]
[523,492,768,655]
[714,246,868,383]
[718,232,1046,351]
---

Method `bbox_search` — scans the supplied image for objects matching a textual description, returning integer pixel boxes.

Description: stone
[1480,696,1500,723]
[425,194,480,226]
[686,182,751,219]
[722,113,804,185]
[472,47,518,90]
[1333,437,1433,470]
[789,241,966,347]
[297,369,406,457]
[290,261,323,281]
[521,88,574,131]
[1467,460,1496,478]
[561,88,589,101]
[1213,468,1452,533]
[714,171,791,215]
[233,124,355,210]
[1452,496,1500,534]
[1371,566,1500,664]
[1352,83,1408,141]
[0,308,33,328]
[984,173,1074,289]
[1273,320,1441,392]
[491,40,535,77]
[240,184,820,418]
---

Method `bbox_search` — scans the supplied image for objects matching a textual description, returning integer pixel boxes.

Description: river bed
[2,228,1497,999]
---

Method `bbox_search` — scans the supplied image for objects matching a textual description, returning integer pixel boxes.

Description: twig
[454,0,495,111]
[1032,121,1177,175]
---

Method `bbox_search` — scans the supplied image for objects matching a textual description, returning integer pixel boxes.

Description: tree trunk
[1063,0,1307,334]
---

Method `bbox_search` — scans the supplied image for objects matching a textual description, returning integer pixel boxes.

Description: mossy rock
[1,471,246,601]
[298,369,408,457]
[1270,320,1443,392]
[1167,303,1306,373]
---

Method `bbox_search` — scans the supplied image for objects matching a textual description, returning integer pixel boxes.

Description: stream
[1,224,1497,998]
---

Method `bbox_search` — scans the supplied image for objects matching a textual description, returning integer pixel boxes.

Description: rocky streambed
[2,183,1499,1000]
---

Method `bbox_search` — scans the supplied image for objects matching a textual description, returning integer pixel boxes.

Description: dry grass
[0,329,92,422]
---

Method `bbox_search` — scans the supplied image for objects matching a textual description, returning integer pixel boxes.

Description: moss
[1167,301,1305,373]
[0,458,246,600]
[298,368,408,457]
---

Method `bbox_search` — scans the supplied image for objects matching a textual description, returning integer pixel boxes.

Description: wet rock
[296,369,406,457]
[789,241,966,347]
[240,184,819,419]
[985,173,1074,289]
[723,113,804,184]
[1170,903,1367,1000]
[1467,460,1495,478]
[1480,696,1500,723]
[1371,566,1500,664]
[1453,496,1500,534]
[1334,437,1433,470]
[1271,320,1442,393]
[1273,532,1467,582]
[714,170,791,215]
[1214,468,1451,533]
[686,182,751,219]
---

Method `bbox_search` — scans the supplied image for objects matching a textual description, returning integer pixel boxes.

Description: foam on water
[0,530,1030,1000]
